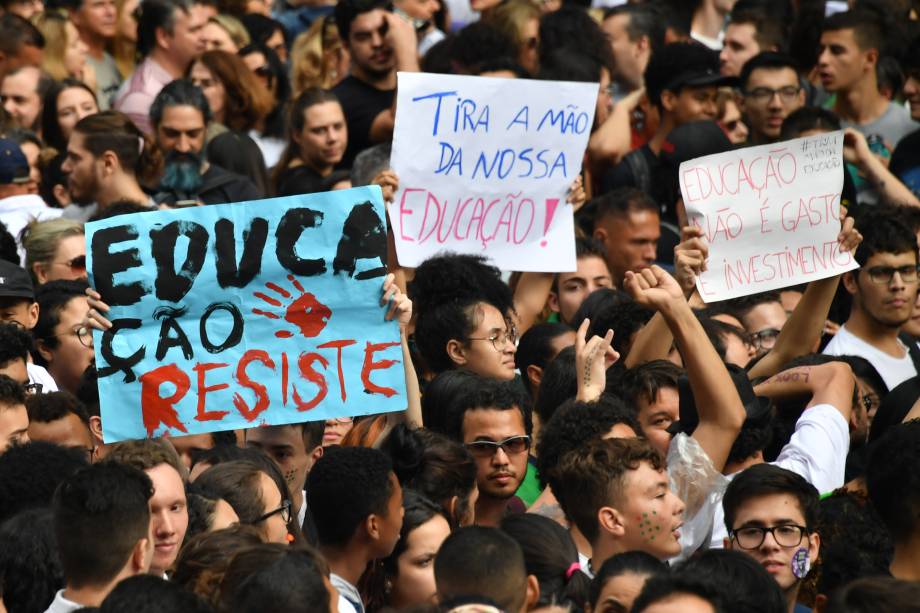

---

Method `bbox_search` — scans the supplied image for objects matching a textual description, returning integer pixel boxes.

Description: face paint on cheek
[792,547,811,579]
[284,468,297,485]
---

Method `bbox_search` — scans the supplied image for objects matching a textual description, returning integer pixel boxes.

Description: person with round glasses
[724,464,820,613]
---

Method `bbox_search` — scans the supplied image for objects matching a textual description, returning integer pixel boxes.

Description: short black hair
[604,3,665,56]
[0,321,31,369]
[728,9,786,55]
[536,394,640,492]
[825,575,920,612]
[538,6,614,75]
[678,549,785,613]
[533,346,577,426]
[571,289,653,358]
[592,187,658,226]
[515,322,574,398]
[306,446,395,547]
[54,462,153,588]
[0,508,62,613]
[723,463,819,534]
[726,290,782,322]
[333,0,390,42]
[0,441,88,524]
[435,526,528,613]
[821,9,885,54]
[451,21,517,74]
[617,359,682,413]
[738,52,799,92]
[852,208,918,267]
[0,374,25,410]
[136,0,197,57]
[590,551,665,609]
[0,14,44,56]
[99,575,213,613]
[26,391,90,425]
[631,571,726,613]
[149,79,212,129]
[429,376,532,443]
[780,106,842,140]
[228,546,330,613]
[32,279,90,363]
[867,420,920,542]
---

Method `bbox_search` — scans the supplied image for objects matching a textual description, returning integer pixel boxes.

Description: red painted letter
[361,341,401,398]
[234,350,275,422]
[293,352,328,411]
[139,364,190,437]
[317,339,357,401]
[194,362,230,422]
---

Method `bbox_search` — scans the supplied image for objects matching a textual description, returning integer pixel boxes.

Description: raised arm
[844,128,920,207]
[747,214,862,379]
[753,362,854,422]
[625,266,745,471]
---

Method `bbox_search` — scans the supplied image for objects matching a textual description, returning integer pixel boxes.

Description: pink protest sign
[388,72,597,272]
[680,131,858,302]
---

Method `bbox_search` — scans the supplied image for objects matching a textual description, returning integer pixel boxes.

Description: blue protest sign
[86,186,406,443]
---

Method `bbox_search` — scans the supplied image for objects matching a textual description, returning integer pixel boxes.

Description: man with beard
[149,80,260,207]
[432,377,531,527]
[331,0,419,168]
[61,111,160,222]
[824,210,920,390]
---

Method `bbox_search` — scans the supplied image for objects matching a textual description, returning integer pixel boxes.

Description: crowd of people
[0,0,919,611]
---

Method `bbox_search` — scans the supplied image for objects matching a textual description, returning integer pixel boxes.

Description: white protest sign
[680,130,858,302]
[388,72,598,272]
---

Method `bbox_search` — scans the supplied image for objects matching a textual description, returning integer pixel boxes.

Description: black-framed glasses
[468,327,517,352]
[731,524,808,550]
[43,325,94,348]
[751,328,780,350]
[744,86,801,104]
[24,382,42,395]
[864,265,920,285]
[257,499,292,524]
[465,435,531,458]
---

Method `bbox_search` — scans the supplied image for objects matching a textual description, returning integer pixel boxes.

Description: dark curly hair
[409,254,515,375]
[0,508,63,613]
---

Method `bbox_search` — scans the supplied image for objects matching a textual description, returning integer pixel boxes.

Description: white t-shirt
[42,590,82,613]
[823,324,917,390]
[331,573,364,613]
[28,363,58,393]
[708,403,849,549]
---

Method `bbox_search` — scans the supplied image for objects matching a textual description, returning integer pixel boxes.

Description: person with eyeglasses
[723,464,821,613]
[430,376,530,527]
[736,53,805,147]
[726,291,788,359]
[824,212,920,391]
[33,279,94,395]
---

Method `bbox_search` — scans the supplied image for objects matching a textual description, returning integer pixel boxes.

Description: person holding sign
[824,211,920,391]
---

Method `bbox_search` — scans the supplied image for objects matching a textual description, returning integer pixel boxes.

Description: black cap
[669,363,772,437]
[0,139,30,186]
[660,120,734,170]
[646,42,738,107]
[0,260,34,300]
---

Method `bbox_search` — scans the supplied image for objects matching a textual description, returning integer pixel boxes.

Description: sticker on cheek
[791,547,811,579]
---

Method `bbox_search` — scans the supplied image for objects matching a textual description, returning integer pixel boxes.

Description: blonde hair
[484,0,541,56]
[33,11,73,81]
[209,14,251,49]
[290,16,343,95]
[22,218,85,284]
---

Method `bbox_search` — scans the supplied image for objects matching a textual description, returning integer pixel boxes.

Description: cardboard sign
[680,131,858,302]
[86,186,407,443]
[389,72,598,272]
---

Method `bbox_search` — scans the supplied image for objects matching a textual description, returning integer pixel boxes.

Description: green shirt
[516,458,543,507]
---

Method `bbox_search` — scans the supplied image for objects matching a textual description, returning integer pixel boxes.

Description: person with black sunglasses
[21,218,87,286]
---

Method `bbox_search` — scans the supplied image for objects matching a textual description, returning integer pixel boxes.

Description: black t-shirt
[332,75,394,168]
[199,164,262,205]
[600,144,660,195]
[891,128,920,199]
[275,164,326,197]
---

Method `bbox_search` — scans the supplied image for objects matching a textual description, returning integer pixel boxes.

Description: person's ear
[155,25,171,51]
[723,536,733,550]
[365,513,381,541]
[36,339,53,363]
[31,262,47,285]
[446,339,468,366]
[547,291,560,313]
[660,90,677,113]
[27,301,38,329]
[598,506,625,538]
[99,151,119,178]
[88,415,104,447]
[865,48,879,71]
[523,574,540,613]
[132,537,152,574]
[808,531,820,562]
[636,34,650,56]
[311,444,324,464]
[842,270,858,295]
[592,226,608,245]
[52,183,70,207]
[526,364,544,393]
[447,495,459,522]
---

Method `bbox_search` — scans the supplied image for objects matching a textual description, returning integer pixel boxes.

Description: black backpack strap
[899,332,920,376]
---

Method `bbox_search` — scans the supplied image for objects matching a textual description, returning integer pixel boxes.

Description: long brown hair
[269,87,341,192]
[73,110,163,187]
[189,50,274,132]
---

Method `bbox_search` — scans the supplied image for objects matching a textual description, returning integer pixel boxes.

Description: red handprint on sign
[252,275,332,339]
